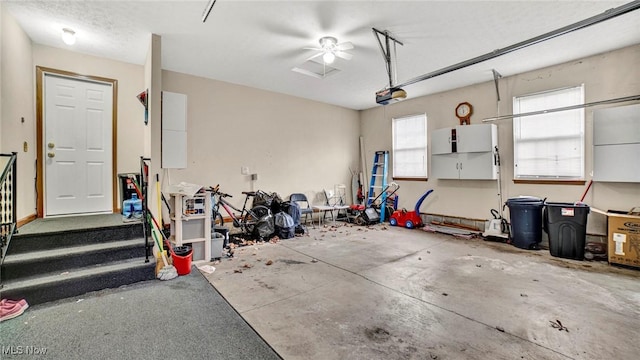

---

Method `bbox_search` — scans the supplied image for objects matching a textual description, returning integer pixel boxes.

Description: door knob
[48,142,55,149]
[47,152,55,158]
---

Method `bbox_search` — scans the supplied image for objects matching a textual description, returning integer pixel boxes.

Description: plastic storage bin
[122,193,143,221]
[213,226,230,248]
[506,197,544,250]
[211,232,224,260]
[544,202,590,260]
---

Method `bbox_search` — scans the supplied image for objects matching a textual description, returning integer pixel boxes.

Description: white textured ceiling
[4,0,640,110]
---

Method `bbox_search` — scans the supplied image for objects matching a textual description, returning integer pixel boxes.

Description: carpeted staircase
[0,221,155,305]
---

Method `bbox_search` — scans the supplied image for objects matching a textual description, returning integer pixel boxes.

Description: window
[392,114,427,179]
[513,85,584,180]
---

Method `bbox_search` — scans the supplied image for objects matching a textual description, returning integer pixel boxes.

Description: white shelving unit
[170,191,212,264]
[431,124,498,180]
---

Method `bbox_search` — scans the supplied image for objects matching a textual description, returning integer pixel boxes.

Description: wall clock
[456,102,473,125]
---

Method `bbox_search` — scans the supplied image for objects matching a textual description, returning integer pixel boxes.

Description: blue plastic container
[123,193,143,220]
[506,197,544,250]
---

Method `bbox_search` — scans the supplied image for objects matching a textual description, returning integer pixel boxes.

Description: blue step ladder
[367,151,389,223]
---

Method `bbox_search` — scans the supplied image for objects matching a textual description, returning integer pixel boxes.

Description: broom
[127,175,177,280]
[151,221,178,280]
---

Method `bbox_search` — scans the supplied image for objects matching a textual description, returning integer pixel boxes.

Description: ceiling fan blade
[305,52,324,62]
[335,42,354,51]
[335,51,353,60]
[303,47,323,51]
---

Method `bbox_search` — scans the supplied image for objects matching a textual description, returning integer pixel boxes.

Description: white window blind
[513,85,584,179]
[392,114,427,178]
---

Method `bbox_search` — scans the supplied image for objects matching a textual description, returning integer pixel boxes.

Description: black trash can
[506,197,544,250]
[544,202,590,260]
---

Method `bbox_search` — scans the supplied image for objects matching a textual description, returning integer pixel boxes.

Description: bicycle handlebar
[209,185,232,198]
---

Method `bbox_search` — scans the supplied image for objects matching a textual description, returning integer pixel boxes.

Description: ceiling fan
[304,36,354,64]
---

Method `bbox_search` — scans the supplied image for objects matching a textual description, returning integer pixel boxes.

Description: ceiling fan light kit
[303,36,354,64]
[319,36,337,48]
[322,51,336,64]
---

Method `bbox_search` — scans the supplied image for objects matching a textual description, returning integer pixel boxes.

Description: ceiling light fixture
[202,0,217,23]
[61,28,76,45]
[322,52,336,64]
[303,36,354,65]
[319,36,337,64]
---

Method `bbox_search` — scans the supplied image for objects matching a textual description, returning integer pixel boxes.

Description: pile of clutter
[243,190,306,241]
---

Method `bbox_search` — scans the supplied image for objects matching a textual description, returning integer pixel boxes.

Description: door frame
[35,66,118,218]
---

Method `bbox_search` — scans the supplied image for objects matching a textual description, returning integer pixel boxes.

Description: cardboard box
[608,212,640,269]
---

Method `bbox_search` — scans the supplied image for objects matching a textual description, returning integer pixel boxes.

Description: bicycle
[209,185,271,238]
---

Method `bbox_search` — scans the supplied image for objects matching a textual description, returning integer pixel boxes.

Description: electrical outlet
[241,166,249,175]
[23,141,28,152]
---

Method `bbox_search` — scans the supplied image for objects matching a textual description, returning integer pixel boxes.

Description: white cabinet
[431,124,498,180]
[593,104,640,183]
[431,127,454,155]
[456,124,495,153]
[170,191,212,263]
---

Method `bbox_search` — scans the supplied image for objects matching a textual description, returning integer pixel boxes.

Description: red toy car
[389,189,433,229]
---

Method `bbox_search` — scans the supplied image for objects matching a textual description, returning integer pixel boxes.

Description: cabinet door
[594,143,640,182]
[456,124,496,153]
[431,127,453,155]
[459,152,497,180]
[593,104,640,145]
[431,154,460,179]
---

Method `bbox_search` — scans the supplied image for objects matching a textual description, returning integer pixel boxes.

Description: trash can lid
[507,196,542,202]
[544,201,590,208]
[506,196,544,207]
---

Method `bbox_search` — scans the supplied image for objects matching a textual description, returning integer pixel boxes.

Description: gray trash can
[211,232,224,260]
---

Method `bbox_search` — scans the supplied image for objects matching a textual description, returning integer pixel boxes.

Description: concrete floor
[202,223,640,360]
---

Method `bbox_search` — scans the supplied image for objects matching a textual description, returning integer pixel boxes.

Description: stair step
[2,216,155,306]
[9,223,144,254]
[1,257,155,305]
[2,239,147,281]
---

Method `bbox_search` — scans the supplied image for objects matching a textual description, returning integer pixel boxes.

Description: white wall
[360,44,640,235]
[161,70,361,208]
[1,5,35,220]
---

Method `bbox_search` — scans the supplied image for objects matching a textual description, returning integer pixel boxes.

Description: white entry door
[44,74,113,216]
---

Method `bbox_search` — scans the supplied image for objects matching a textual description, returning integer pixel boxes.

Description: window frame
[391,113,428,181]
[512,85,585,182]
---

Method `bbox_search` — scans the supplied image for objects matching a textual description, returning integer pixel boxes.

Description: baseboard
[17,214,37,228]
[423,212,486,232]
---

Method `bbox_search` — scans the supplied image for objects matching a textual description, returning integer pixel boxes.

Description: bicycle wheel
[212,212,224,226]
[242,205,270,237]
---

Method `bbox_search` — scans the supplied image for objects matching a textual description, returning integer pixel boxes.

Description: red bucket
[172,246,193,276]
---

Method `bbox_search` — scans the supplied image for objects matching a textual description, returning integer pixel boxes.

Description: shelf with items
[169,191,212,264]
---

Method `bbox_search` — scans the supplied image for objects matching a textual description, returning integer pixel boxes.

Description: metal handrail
[140,156,151,263]
[1,152,18,274]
